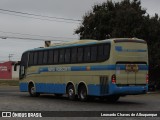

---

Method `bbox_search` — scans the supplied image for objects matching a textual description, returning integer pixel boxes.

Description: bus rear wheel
[67,84,76,100]
[78,85,88,102]
[28,84,40,97]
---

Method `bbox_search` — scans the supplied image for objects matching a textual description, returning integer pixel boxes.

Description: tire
[78,85,88,102]
[28,84,40,97]
[67,84,76,100]
[106,95,120,103]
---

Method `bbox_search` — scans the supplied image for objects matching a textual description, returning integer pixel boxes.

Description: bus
[17,38,148,102]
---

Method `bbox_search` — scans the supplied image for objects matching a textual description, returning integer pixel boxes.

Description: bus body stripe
[26,65,148,76]
[115,46,147,52]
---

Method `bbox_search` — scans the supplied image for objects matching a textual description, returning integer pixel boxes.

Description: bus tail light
[146,74,149,84]
[111,74,116,84]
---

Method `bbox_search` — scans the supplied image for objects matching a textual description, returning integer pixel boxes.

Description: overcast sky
[0,0,160,62]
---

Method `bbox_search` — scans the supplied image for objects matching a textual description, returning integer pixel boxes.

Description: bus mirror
[14,61,20,71]
[14,64,17,71]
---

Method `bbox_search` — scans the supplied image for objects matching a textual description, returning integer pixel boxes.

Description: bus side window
[59,49,65,63]
[48,50,54,64]
[38,51,43,65]
[29,52,34,66]
[84,46,90,62]
[98,44,110,61]
[98,44,104,61]
[33,52,38,65]
[91,45,97,62]
[43,50,48,64]
[65,48,70,63]
[78,47,84,63]
[71,47,77,63]
[54,50,59,64]
[104,44,110,60]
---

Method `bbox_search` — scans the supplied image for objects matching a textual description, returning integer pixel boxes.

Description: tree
[75,0,160,89]
[75,0,147,40]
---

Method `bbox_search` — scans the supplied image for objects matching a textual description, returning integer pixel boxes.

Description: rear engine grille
[100,76,108,95]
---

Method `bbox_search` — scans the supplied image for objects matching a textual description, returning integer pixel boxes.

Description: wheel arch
[66,81,76,94]
[28,80,35,91]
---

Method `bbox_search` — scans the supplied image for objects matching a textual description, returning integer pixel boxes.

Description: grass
[0,80,19,86]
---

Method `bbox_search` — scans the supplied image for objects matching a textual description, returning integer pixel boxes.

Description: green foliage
[75,0,148,39]
[75,0,160,85]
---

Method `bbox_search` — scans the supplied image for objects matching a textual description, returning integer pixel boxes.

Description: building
[0,61,19,80]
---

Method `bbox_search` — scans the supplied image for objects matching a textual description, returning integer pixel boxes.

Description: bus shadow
[20,94,146,106]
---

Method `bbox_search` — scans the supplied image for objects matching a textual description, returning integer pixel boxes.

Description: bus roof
[24,38,146,53]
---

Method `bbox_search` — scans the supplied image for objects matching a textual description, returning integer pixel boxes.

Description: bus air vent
[100,76,108,95]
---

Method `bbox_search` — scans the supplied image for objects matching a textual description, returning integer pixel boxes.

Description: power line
[0,11,79,24]
[0,30,77,40]
[0,35,77,42]
[0,8,81,21]
[0,8,82,23]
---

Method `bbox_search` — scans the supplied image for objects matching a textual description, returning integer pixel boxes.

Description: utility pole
[8,54,14,61]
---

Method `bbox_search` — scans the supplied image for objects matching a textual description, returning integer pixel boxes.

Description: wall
[0,61,12,79]
[12,65,20,79]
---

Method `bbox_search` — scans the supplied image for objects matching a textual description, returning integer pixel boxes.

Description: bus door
[19,52,29,80]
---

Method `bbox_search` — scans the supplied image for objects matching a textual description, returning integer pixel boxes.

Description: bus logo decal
[126,64,139,72]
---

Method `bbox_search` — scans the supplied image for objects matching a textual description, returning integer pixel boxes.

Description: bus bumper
[109,83,148,95]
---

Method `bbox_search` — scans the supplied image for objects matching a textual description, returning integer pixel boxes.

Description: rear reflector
[146,74,148,84]
[111,74,116,84]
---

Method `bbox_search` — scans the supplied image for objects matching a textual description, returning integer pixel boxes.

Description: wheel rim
[68,89,74,97]
[31,87,35,95]
[80,89,86,100]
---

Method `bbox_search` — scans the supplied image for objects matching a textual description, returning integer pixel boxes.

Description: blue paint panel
[36,83,46,92]
[115,46,122,51]
[20,82,148,96]
[71,66,86,71]
[39,67,48,72]
[20,83,28,92]
[109,83,148,95]
[115,46,147,52]
[90,65,116,70]
[138,65,148,70]
[35,83,66,94]
[88,83,148,96]
[46,84,53,93]
[88,84,100,96]
[53,84,66,93]
[115,65,126,70]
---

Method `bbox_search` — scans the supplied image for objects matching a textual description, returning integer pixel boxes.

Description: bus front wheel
[28,84,40,97]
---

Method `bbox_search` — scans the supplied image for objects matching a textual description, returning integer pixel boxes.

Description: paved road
[0,86,160,120]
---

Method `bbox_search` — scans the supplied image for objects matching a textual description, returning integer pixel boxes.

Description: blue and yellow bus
[18,38,148,102]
